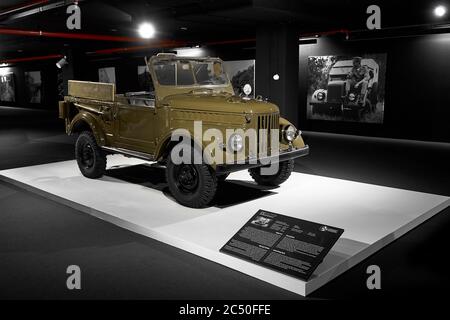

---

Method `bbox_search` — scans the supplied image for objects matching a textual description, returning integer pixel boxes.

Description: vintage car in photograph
[59,53,309,208]
[310,58,379,119]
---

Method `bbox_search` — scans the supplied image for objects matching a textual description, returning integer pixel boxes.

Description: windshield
[329,66,352,81]
[329,66,353,76]
[152,59,229,86]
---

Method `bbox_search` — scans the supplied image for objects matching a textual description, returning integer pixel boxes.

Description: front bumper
[310,102,341,113]
[342,101,364,111]
[215,145,309,174]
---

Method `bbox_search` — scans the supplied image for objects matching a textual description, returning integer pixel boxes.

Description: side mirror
[243,84,252,97]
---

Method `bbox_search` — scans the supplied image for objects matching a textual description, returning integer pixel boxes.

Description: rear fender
[68,111,106,146]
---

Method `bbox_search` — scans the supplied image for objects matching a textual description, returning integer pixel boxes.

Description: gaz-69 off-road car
[59,53,309,208]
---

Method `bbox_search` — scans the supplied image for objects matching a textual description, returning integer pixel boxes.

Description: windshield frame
[149,56,231,88]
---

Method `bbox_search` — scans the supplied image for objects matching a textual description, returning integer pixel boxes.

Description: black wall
[299,33,450,143]
[256,25,299,128]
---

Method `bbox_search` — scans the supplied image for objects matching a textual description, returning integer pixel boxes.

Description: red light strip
[88,38,257,55]
[88,40,191,55]
[0,54,63,64]
[0,28,145,42]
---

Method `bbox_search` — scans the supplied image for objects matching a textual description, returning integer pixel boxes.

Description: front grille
[327,82,345,103]
[257,113,279,156]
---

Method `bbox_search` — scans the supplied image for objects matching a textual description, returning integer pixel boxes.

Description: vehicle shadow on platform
[104,163,276,209]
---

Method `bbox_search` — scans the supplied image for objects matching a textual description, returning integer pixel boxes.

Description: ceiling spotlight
[434,5,447,17]
[56,56,68,69]
[138,22,155,39]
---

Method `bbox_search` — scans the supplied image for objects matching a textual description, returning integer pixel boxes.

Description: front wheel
[75,131,107,179]
[166,147,218,208]
[249,159,294,186]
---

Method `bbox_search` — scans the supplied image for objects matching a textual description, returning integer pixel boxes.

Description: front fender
[279,117,305,148]
[68,111,106,146]
[155,130,214,165]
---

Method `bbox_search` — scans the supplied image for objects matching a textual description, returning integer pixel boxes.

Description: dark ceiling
[0,0,449,61]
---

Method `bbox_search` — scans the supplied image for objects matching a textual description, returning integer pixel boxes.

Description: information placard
[220,209,344,281]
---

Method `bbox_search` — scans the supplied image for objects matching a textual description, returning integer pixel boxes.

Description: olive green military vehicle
[59,53,309,208]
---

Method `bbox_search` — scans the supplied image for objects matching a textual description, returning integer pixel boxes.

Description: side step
[102,146,155,162]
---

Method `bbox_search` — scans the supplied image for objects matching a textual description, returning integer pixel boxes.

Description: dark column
[256,24,299,126]
[60,50,75,97]
[59,49,90,97]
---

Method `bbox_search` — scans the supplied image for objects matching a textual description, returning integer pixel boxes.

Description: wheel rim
[80,142,94,169]
[174,164,199,194]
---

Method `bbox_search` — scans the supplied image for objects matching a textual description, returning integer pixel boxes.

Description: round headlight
[349,93,356,101]
[243,84,252,96]
[317,91,325,101]
[229,134,243,152]
[284,125,297,142]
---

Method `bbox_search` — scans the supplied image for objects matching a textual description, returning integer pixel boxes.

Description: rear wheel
[75,131,107,179]
[249,159,294,186]
[166,145,218,208]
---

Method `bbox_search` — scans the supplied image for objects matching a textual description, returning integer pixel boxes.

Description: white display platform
[1,155,448,296]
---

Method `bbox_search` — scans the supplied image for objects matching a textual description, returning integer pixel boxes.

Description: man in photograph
[346,57,370,104]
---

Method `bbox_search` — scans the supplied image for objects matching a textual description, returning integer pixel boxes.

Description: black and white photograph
[307,54,387,123]
[0,72,15,102]
[24,71,42,103]
[223,59,255,97]
[98,67,116,84]
[250,216,272,227]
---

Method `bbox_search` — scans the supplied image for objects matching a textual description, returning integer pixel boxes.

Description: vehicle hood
[162,93,279,114]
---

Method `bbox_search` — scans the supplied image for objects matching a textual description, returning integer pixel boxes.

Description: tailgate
[68,80,115,102]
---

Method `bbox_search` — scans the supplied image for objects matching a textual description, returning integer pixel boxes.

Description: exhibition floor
[1,156,448,296]
[0,106,449,299]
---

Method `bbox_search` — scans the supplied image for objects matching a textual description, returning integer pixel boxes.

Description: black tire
[166,145,218,208]
[75,131,107,179]
[249,159,294,186]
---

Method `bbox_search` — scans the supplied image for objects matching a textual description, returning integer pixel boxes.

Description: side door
[113,98,157,155]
